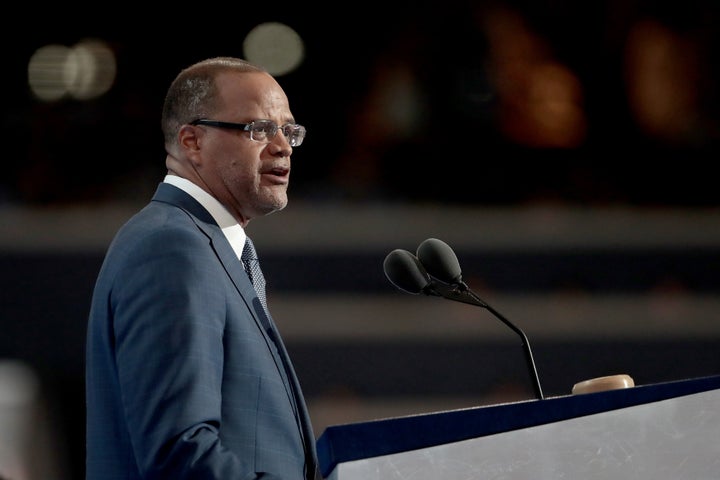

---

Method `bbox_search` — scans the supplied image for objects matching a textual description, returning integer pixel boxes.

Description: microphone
[382,249,433,295]
[384,238,544,400]
[416,237,462,284]
[383,248,460,299]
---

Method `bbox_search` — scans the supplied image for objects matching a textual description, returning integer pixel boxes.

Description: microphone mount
[385,238,544,400]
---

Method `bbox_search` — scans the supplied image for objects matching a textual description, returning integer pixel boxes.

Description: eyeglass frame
[189,118,306,147]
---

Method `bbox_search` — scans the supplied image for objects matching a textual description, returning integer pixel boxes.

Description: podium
[316,374,720,479]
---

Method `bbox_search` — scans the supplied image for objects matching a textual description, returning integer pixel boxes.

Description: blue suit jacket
[86,183,317,479]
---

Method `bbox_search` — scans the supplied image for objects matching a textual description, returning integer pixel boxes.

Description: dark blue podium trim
[316,374,720,478]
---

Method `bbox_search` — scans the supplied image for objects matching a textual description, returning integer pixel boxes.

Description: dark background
[3,0,720,207]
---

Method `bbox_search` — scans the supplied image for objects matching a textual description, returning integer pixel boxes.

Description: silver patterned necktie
[241,236,269,313]
[242,237,310,473]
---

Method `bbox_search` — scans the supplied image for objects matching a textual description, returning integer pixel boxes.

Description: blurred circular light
[67,39,117,100]
[28,39,117,103]
[243,22,304,76]
[28,44,72,101]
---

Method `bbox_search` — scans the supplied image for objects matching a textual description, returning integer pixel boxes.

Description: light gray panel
[332,389,720,480]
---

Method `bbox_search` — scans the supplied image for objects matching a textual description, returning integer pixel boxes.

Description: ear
[178,124,204,167]
[178,124,201,153]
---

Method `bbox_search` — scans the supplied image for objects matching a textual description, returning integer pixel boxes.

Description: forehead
[215,71,291,119]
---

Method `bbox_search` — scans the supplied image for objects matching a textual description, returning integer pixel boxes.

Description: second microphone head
[416,238,462,284]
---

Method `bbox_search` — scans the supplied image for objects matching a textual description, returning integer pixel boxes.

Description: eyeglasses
[190,119,306,147]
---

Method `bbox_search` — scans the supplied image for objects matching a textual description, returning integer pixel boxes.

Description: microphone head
[416,238,462,284]
[383,249,432,294]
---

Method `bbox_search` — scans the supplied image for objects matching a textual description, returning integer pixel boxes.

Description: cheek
[229,156,260,177]
[222,158,258,190]
[218,144,264,184]
[229,144,263,170]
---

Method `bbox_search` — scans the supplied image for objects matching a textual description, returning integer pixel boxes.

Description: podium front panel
[318,375,720,480]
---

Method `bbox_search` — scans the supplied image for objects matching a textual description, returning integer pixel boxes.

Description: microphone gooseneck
[460,288,544,400]
[384,238,544,400]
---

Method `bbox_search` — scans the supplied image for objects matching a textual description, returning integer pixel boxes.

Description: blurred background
[2,0,720,478]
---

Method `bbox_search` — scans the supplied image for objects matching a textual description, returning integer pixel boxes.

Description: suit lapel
[152,184,294,386]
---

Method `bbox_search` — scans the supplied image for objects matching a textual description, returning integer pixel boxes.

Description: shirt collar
[163,174,247,258]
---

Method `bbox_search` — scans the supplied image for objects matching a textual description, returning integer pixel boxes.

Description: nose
[267,130,293,156]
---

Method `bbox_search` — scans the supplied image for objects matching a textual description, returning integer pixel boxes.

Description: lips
[264,165,290,183]
[270,166,289,176]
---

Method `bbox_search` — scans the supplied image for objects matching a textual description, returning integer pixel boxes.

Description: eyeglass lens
[250,120,305,146]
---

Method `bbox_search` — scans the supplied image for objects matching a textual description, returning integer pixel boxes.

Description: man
[86,57,317,479]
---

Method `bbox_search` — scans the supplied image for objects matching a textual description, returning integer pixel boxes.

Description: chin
[260,195,288,215]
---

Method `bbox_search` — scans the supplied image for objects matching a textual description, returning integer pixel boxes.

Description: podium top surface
[316,374,720,478]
